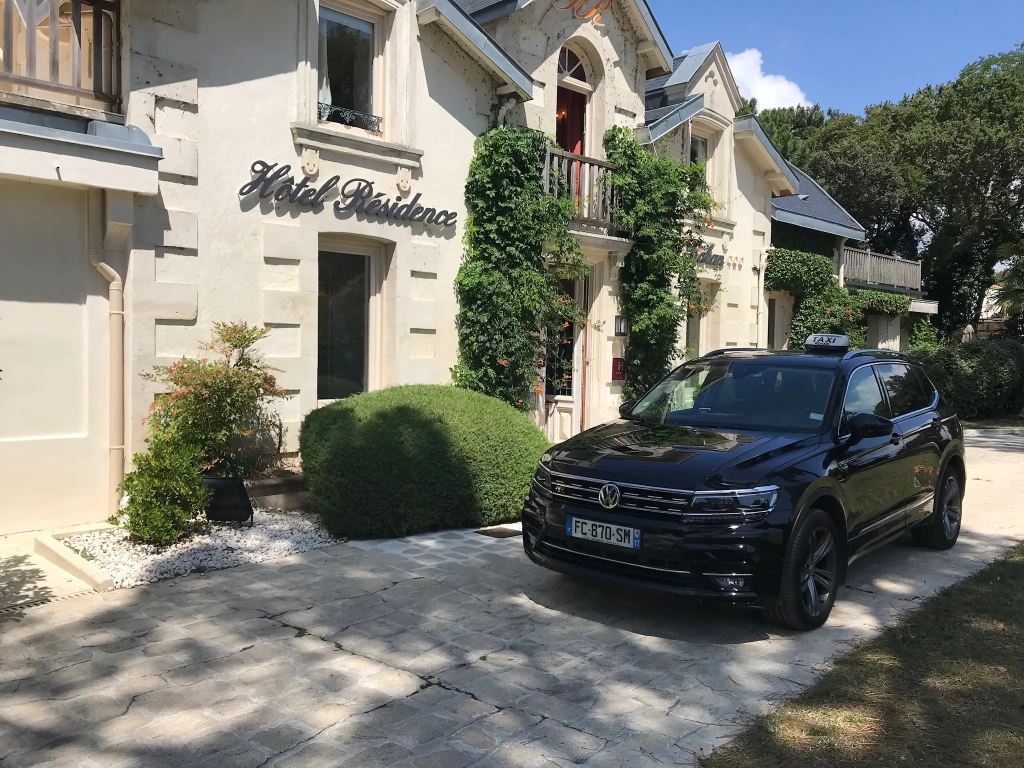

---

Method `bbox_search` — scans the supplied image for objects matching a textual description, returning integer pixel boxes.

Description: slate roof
[452,0,507,13]
[663,42,719,90]
[772,165,866,240]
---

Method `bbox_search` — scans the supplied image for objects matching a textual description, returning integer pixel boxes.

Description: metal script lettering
[553,0,611,26]
[238,161,457,229]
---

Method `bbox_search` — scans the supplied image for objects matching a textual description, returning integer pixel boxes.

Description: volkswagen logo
[598,483,621,509]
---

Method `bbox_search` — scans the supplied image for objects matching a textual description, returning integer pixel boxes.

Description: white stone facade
[0,0,792,533]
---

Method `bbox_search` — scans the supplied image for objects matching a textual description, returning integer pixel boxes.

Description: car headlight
[686,487,779,523]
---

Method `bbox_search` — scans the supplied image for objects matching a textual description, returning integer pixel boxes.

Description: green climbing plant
[765,248,914,349]
[452,127,587,410]
[604,126,715,400]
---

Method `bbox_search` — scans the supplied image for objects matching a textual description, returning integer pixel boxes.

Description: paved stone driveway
[2,433,1023,768]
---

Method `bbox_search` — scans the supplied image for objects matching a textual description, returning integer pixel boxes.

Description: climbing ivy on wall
[604,126,716,400]
[765,248,913,349]
[452,127,587,410]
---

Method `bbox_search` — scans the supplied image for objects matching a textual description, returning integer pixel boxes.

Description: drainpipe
[89,192,126,518]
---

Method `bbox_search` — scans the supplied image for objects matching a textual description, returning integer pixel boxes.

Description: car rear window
[631,360,836,432]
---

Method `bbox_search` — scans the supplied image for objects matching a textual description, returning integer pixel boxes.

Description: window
[546,280,577,398]
[690,134,709,166]
[767,299,777,349]
[876,363,932,417]
[841,366,890,434]
[318,7,380,133]
[558,48,587,83]
[912,366,938,405]
[318,252,368,400]
[630,361,835,432]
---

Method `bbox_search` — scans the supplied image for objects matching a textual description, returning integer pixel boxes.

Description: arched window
[558,48,587,83]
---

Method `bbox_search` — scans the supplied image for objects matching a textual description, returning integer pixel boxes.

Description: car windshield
[629,359,837,433]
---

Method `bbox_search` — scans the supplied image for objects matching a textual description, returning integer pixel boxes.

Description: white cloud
[726,49,810,110]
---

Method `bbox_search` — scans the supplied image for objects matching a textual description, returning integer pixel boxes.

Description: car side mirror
[618,400,636,417]
[847,412,892,442]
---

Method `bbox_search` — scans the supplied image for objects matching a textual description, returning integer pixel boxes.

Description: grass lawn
[961,417,1024,429]
[702,543,1024,768]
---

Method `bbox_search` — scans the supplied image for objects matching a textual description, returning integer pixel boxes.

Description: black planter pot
[203,476,254,526]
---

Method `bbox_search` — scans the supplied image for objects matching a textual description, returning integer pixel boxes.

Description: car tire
[911,470,962,550]
[766,509,840,631]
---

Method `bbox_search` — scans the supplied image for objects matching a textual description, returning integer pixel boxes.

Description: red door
[556,87,587,206]
[556,87,586,155]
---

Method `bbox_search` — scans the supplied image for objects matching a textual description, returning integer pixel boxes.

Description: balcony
[841,246,922,295]
[0,0,120,113]
[543,146,625,237]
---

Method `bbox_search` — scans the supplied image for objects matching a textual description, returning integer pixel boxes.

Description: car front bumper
[522,490,788,605]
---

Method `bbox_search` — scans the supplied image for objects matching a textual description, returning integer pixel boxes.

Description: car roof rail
[842,348,911,361]
[703,347,766,357]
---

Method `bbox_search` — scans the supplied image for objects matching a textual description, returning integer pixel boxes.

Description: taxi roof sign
[805,334,850,353]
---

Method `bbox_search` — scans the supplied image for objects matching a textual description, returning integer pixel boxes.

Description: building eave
[640,94,704,144]
[419,0,533,101]
[734,115,799,195]
[771,208,866,241]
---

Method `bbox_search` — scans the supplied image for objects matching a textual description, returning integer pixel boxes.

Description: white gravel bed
[62,508,338,589]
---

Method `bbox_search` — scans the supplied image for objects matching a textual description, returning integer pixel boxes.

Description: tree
[804,104,923,260]
[757,104,826,169]
[737,95,758,116]
[996,240,1024,319]
[799,44,1024,336]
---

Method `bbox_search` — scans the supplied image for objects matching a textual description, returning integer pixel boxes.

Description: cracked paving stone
[273,742,350,768]
[412,749,473,768]
[250,723,312,753]
[339,742,413,767]
[394,713,463,744]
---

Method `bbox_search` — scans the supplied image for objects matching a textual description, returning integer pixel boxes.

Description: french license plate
[566,517,641,549]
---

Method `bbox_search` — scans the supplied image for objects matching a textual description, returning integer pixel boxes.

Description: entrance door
[318,251,368,402]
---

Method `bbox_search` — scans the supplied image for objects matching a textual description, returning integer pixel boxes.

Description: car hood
[547,419,821,491]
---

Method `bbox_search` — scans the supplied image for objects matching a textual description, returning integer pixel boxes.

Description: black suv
[523,335,966,630]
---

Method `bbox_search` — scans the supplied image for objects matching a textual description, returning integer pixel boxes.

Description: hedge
[911,339,1024,419]
[299,385,550,538]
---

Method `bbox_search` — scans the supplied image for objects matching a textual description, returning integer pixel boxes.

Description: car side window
[841,366,889,434]
[912,366,938,406]
[876,363,931,417]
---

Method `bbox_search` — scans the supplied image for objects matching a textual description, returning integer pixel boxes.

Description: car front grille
[550,472,693,517]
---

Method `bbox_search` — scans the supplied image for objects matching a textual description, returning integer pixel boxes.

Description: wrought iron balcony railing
[543,146,623,236]
[0,0,120,110]
[318,102,382,134]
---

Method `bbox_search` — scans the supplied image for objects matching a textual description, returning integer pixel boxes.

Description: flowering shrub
[113,322,286,545]
[144,322,286,478]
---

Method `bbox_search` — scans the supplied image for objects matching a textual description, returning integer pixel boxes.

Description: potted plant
[142,322,286,525]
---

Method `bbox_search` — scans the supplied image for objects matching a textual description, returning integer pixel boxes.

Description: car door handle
[890,433,902,445]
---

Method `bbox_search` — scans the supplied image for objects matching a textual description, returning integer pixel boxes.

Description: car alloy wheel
[800,527,837,618]
[941,476,961,539]
[767,508,841,631]
[912,469,962,550]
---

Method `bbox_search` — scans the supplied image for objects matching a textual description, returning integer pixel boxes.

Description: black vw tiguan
[523,335,966,630]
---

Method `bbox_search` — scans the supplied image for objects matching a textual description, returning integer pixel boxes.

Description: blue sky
[647,0,1024,114]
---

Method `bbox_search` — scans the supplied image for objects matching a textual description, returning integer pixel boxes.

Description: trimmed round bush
[911,339,1024,420]
[300,385,550,538]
